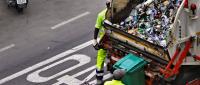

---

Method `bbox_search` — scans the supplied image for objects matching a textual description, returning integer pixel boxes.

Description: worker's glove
[92,39,100,50]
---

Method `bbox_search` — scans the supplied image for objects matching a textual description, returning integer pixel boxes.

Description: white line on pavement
[0,40,93,84]
[51,12,90,30]
[83,70,96,82]
[72,65,96,78]
[0,44,15,53]
[89,73,112,84]
[26,54,91,83]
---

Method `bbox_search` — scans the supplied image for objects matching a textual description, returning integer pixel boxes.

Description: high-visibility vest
[104,80,125,85]
[95,9,107,39]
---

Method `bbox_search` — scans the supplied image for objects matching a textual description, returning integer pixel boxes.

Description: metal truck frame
[101,0,200,84]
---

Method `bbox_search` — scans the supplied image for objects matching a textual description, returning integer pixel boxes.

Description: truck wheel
[173,65,200,85]
[186,78,200,85]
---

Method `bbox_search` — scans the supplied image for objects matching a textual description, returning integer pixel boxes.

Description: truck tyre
[173,65,200,85]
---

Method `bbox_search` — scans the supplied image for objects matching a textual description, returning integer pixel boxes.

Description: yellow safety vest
[95,9,107,39]
[104,80,125,85]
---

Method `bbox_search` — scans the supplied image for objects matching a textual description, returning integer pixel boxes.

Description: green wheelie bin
[113,53,147,85]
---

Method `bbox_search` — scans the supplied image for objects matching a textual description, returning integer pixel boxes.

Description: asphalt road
[0,0,108,85]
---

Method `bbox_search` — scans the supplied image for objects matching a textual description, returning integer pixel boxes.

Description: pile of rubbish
[117,0,182,47]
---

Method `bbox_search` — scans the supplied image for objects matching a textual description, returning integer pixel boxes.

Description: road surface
[0,0,109,85]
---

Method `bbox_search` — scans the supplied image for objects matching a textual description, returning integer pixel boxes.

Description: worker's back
[104,69,125,85]
[104,80,124,85]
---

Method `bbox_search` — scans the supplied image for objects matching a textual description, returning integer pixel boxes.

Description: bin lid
[113,53,147,73]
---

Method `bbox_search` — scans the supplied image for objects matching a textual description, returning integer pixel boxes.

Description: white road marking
[72,65,96,78]
[89,73,112,84]
[52,75,82,85]
[81,63,106,82]
[27,54,91,83]
[83,70,96,82]
[0,40,92,84]
[0,44,15,53]
[51,12,90,29]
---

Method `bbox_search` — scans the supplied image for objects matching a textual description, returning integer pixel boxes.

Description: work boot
[96,69,104,85]
[96,79,103,85]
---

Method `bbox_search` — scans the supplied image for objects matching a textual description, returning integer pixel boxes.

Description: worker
[92,0,111,85]
[104,69,125,85]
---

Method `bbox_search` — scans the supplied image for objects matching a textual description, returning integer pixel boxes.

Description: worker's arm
[93,13,102,50]
[94,28,99,39]
[93,28,100,50]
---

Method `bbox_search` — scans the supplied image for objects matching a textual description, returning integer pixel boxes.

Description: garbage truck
[100,0,200,84]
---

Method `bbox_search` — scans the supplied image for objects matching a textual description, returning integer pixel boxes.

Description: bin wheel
[152,75,167,85]
[173,66,200,85]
